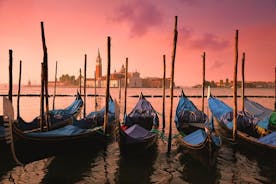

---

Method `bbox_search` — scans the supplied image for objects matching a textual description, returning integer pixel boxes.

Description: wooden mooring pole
[233,30,239,141]
[123,58,128,117]
[162,55,166,132]
[84,54,87,117]
[167,16,178,154]
[40,63,45,131]
[274,66,276,111]
[202,52,206,112]
[53,61,58,110]
[41,22,50,130]
[104,37,111,134]
[17,60,22,119]
[241,52,245,111]
[94,71,97,111]
[8,49,13,103]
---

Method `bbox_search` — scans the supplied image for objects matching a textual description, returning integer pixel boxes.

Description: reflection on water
[115,144,158,184]
[0,87,275,183]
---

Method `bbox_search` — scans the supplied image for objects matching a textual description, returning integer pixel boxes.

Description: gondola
[2,96,118,163]
[174,90,221,163]
[245,97,276,130]
[118,93,159,153]
[208,94,276,154]
[16,92,83,132]
[72,96,118,136]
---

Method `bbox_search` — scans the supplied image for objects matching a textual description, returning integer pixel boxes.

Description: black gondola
[118,93,159,153]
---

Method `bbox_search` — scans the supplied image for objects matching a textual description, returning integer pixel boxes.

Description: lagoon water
[0,86,275,183]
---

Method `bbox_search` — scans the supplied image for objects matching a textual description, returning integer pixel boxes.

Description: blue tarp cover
[17,94,83,131]
[175,92,207,130]
[124,124,155,140]
[183,129,207,145]
[245,98,272,120]
[258,132,276,146]
[124,94,159,130]
[27,125,88,137]
[73,97,115,129]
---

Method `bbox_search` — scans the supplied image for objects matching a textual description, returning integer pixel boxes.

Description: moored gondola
[174,90,221,164]
[208,94,276,155]
[16,92,83,132]
[3,96,118,163]
[118,93,159,153]
[245,97,276,130]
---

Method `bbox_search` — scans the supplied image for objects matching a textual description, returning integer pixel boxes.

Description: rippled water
[0,87,275,183]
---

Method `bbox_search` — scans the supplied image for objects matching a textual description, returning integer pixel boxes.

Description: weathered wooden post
[17,60,22,119]
[94,71,97,111]
[79,68,82,96]
[84,54,87,117]
[53,61,58,110]
[241,52,245,111]
[202,52,206,112]
[9,49,13,103]
[233,29,239,141]
[41,21,50,130]
[104,37,111,134]
[168,16,178,154]
[274,67,276,111]
[162,55,166,132]
[40,63,45,131]
[123,58,128,117]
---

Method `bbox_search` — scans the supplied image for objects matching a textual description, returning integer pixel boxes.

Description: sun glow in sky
[0,0,275,86]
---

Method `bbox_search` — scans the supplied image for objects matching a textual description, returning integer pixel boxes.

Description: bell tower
[95,49,102,79]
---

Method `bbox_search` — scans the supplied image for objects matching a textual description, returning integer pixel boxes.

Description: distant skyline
[0,0,275,86]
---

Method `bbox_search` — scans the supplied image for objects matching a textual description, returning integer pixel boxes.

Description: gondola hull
[209,96,276,155]
[118,125,158,153]
[11,125,115,163]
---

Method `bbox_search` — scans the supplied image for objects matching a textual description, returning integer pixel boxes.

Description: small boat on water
[118,93,159,153]
[72,96,118,136]
[208,94,276,154]
[174,90,221,163]
[0,93,83,147]
[2,95,118,163]
[245,97,276,130]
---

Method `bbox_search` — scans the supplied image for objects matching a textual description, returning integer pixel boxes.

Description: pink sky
[0,0,275,86]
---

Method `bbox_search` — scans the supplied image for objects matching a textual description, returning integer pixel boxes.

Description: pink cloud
[209,60,225,70]
[112,0,163,37]
[190,33,229,50]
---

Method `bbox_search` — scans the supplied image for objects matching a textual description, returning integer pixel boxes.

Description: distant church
[85,49,171,88]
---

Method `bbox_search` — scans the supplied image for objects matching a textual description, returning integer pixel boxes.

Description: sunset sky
[0,0,275,87]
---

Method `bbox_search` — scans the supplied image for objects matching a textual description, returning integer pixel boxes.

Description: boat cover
[17,94,83,131]
[73,97,115,129]
[124,124,155,140]
[244,98,272,120]
[26,125,89,137]
[175,91,207,130]
[258,132,276,146]
[208,97,233,129]
[124,93,159,130]
[183,129,207,145]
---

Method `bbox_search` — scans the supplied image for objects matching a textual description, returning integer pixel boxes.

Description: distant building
[142,77,171,88]
[71,49,176,88]
[95,49,102,79]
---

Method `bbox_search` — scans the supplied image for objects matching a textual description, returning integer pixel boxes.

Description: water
[0,86,275,183]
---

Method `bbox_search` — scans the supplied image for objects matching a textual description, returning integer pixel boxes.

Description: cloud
[189,33,230,50]
[209,60,224,70]
[179,26,193,39]
[112,1,163,37]
[176,0,198,5]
